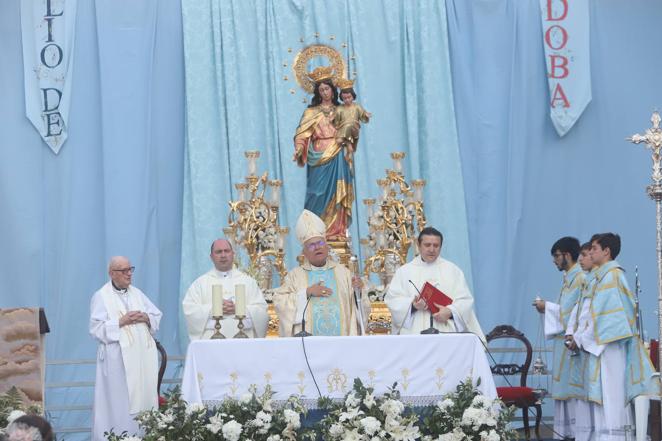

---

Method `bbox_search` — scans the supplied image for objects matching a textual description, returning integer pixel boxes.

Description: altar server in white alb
[90,256,162,441]
[385,227,485,340]
[182,238,269,340]
[533,237,584,440]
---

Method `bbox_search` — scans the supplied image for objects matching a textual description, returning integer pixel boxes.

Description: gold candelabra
[361,152,427,285]
[628,111,662,394]
[225,151,288,291]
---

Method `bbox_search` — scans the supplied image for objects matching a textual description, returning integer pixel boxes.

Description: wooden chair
[486,325,542,440]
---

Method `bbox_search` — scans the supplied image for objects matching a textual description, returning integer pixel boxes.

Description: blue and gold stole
[308,267,342,336]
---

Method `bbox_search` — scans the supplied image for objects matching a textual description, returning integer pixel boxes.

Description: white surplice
[385,256,485,341]
[566,293,634,441]
[90,282,162,441]
[545,301,577,439]
[182,268,269,340]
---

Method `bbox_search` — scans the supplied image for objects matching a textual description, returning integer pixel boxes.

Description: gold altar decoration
[225,151,288,292]
[628,111,662,391]
[361,152,427,286]
[292,44,347,94]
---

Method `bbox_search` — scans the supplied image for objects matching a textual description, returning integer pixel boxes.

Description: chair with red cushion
[486,325,542,440]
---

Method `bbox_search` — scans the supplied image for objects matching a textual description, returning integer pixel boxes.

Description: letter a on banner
[20,0,77,154]
[540,0,591,137]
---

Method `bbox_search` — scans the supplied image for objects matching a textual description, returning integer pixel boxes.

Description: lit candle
[235,284,246,316]
[212,285,223,317]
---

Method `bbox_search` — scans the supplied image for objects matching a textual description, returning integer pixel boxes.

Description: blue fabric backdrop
[0,0,185,435]
[1,0,662,437]
[179,0,471,352]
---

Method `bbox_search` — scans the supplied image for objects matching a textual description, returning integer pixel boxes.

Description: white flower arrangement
[257,225,278,252]
[103,378,515,441]
[317,378,420,441]
[421,378,515,441]
[105,385,310,441]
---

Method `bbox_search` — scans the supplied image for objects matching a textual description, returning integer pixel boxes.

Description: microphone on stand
[294,290,313,337]
[409,279,439,335]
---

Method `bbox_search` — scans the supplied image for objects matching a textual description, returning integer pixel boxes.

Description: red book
[420,282,453,314]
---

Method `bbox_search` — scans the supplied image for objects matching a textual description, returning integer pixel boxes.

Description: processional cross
[627,111,662,392]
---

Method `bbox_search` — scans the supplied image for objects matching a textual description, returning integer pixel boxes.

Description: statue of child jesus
[333,78,371,154]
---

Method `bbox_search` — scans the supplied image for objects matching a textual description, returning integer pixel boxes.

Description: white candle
[212,285,223,317]
[235,284,246,316]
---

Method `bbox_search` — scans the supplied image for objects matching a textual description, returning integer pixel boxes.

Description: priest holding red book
[385,227,485,341]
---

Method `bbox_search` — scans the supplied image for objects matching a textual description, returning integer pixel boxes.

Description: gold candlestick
[233,315,249,339]
[210,315,226,339]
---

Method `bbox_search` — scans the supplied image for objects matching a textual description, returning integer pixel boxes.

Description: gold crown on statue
[307,66,335,83]
[336,77,354,90]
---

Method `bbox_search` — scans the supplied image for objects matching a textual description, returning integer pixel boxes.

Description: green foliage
[106,384,311,441]
[104,378,516,441]
[316,378,420,440]
[0,387,42,429]
[420,378,516,441]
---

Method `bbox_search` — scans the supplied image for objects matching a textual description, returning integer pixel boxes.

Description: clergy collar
[213,268,233,278]
[414,255,441,266]
[111,281,128,294]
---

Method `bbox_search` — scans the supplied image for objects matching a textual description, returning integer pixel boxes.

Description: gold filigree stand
[233,315,249,339]
[368,301,392,334]
[328,239,352,265]
[210,316,225,339]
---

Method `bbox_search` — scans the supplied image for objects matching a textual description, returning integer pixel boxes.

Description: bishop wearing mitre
[272,210,370,337]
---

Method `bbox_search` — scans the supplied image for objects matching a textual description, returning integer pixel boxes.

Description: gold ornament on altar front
[225,151,288,294]
[292,44,346,94]
[362,152,427,286]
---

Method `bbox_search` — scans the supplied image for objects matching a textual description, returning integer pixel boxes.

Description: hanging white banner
[540,0,591,137]
[21,0,77,154]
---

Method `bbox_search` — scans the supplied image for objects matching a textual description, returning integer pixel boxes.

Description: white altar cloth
[181,334,496,407]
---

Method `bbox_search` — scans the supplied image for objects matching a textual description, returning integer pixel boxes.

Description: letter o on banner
[40,43,63,68]
[545,25,568,51]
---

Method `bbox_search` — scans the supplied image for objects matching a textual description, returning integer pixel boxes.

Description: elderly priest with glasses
[89,256,162,441]
[273,209,370,337]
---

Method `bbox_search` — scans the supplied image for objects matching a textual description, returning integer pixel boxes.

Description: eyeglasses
[305,240,327,251]
[112,266,135,274]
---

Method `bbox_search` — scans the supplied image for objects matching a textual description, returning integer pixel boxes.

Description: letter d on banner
[21,0,78,154]
[540,0,591,137]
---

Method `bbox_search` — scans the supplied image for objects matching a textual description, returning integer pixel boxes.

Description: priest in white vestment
[385,227,484,341]
[90,256,162,441]
[273,210,370,337]
[183,239,269,340]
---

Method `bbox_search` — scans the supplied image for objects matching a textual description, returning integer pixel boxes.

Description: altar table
[181,333,496,407]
